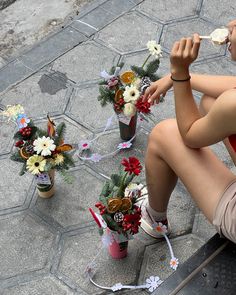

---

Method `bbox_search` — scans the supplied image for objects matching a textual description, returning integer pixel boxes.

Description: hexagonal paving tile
[201,0,236,25]
[139,234,204,283]
[57,226,145,294]
[0,157,33,213]
[96,11,162,54]
[0,120,15,155]
[65,84,116,132]
[90,127,149,179]
[0,212,56,279]
[161,18,226,60]
[138,0,200,23]
[2,277,75,295]
[191,56,236,75]
[0,71,70,120]
[51,41,119,84]
[34,166,104,229]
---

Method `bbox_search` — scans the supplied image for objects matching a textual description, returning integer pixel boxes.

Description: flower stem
[142,54,151,69]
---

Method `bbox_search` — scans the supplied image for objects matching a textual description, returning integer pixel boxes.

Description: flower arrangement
[97,40,162,119]
[8,105,75,182]
[90,157,143,239]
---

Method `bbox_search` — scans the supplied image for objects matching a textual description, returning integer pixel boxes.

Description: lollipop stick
[199,35,211,39]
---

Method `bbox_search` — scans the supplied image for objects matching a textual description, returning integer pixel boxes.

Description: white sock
[147,204,167,221]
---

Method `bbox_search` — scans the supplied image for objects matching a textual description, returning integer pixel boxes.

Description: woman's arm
[170,35,236,148]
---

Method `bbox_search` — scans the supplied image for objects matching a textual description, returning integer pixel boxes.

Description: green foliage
[146,59,160,75]
[10,151,26,163]
[97,86,115,107]
[130,65,146,78]
[59,170,75,184]
[110,174,121,187]
[19,163,27,176]
[36,128,47,138]
[54,122,66,146]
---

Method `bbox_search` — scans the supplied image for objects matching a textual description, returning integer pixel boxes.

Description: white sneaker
[136,197,171,238]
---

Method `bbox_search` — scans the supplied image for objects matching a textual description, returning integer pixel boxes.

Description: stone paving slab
[0,0,235,294]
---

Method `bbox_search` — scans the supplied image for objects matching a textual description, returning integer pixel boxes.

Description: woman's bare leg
[145,118,236,222]
[200,94,236,165]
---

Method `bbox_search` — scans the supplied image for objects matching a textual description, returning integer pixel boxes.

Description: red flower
[135,96,151,114]
[114,98,125,112]
[15,140,24,148]
[122,211,141,234]
[121,157,142,175]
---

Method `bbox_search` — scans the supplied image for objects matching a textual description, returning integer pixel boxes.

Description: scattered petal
[90,153,102,163]
[117,141,132,150]
[152,222,167,234]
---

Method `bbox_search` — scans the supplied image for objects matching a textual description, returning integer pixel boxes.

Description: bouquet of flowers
[3,105,75,197]
[90,157,144,258]
[97,40,162,119]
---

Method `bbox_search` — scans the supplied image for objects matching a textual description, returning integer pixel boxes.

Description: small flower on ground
[54,153,64,165]
[79,140,91,150]
[121,157,142,175]
[117,141,132,150]
[123,85,140,103]
[90,153,102,163]
[16,114,30,129]
[26,155,46,175]
[123,102,136,117]
[33,136,56,156]
[147,40,162,58]
[146,276,163,292]
[152,222,168,234]
[170,257,179,270]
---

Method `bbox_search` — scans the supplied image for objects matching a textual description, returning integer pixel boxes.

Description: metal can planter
[36,170,55,198]
[108,239,128,259]
[118,113,137,141]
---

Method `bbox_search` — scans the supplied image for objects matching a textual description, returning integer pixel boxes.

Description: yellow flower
[54,153,64,165]
[26,155,46,175]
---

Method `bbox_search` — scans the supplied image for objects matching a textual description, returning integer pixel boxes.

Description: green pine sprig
[54,122,66,146]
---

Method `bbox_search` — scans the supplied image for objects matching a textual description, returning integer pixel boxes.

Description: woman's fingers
[178,38,187,53]
[191,33,200,58]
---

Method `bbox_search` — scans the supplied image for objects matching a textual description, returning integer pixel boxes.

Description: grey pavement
[0,0,235,294]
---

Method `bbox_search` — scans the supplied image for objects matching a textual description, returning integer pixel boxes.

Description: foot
[136,197,171,238]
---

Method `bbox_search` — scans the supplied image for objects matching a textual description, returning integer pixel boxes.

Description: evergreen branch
[62,152,75,168]
[19,163,27,176]
[10,151,26,163]
[130,65,146,78]
[145,59,160,75]
[54,122,66,145]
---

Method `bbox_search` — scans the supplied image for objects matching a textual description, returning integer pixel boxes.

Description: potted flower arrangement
[89,156,143,259]
[97,40,162,140]
[9,106,75,198]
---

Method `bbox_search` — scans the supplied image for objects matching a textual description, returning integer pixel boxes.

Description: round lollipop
[200,28,229,45]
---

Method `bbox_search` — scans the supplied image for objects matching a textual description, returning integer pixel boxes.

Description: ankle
[147,204,167,222]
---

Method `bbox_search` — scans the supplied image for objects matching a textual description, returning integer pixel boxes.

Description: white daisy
[123,103,136,117]
[26,155,46,175]
[33,136,56,156]
[147,40,162,58]
[123,85,140,103]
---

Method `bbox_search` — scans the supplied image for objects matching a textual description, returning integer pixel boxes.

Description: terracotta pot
[118,112,137,141]
[36,170,55,198]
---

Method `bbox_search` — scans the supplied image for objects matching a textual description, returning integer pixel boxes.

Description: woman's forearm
[190,73,236,97]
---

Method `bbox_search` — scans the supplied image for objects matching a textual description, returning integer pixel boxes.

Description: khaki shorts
[213,180,236,243]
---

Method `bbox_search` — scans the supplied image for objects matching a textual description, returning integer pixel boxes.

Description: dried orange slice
[19,147,31,159]
[107,197,123,213]
[120,197,132,212]
[56,144,73,152]
[114,89,123,102]
[120,71,135,84]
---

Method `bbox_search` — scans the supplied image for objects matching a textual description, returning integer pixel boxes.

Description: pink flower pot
[108,239,128,259]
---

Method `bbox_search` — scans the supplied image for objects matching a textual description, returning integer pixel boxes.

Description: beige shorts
[213,180,236,243]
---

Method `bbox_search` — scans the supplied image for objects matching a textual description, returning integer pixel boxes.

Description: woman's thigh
[153,118,236,222]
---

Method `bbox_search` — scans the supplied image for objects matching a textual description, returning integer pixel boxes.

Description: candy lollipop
[200,28,229,45]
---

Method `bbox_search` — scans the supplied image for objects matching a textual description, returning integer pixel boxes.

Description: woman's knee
[148,119,179,150]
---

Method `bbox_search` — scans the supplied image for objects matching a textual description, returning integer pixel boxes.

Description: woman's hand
[170,33,200,79]
[142,74,173,104]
